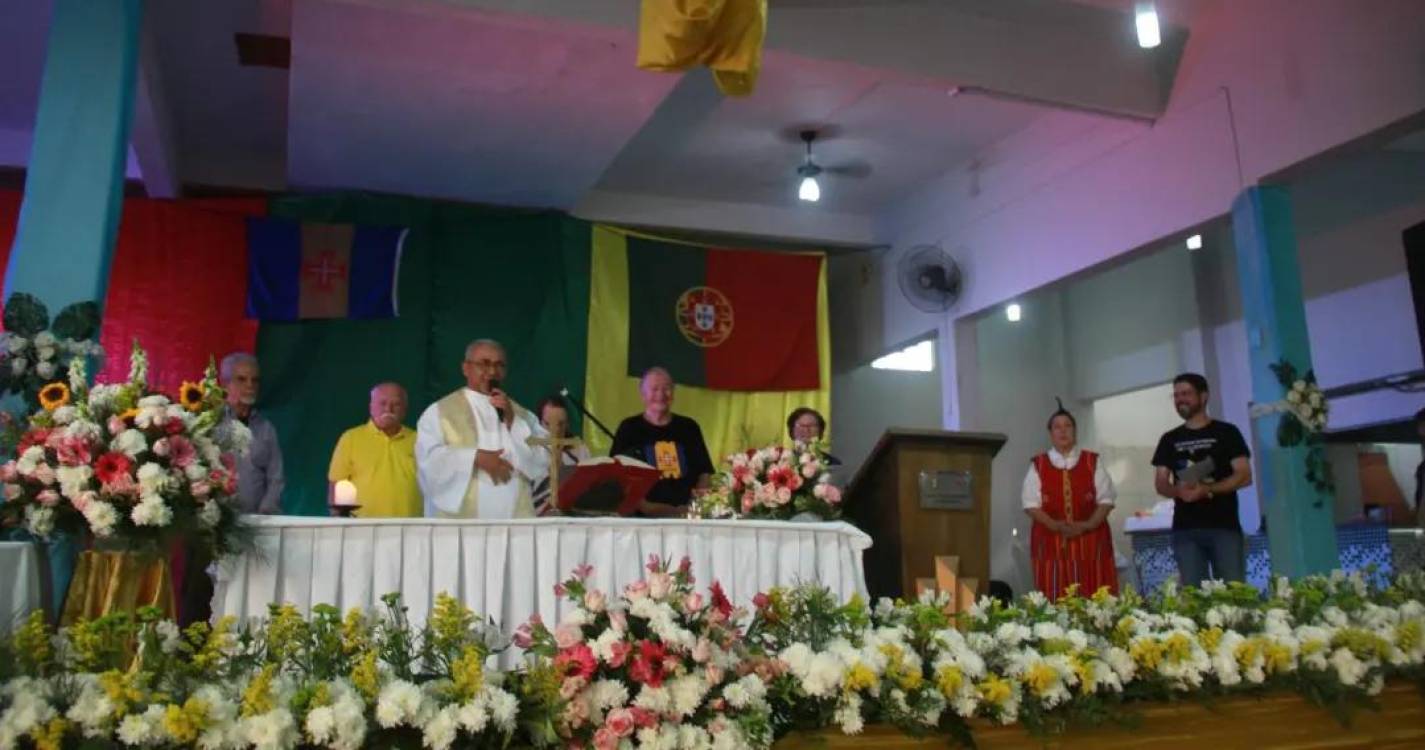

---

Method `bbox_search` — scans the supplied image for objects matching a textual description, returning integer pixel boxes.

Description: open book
[555,455,661,516]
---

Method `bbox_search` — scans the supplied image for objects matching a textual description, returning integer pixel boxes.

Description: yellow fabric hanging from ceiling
[637,0,767,97]
[582,225,830,465]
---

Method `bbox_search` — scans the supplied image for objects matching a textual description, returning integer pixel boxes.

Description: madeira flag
[584,225,830,463]
[245,217,407,321]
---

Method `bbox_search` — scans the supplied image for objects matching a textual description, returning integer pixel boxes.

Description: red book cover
[557,456,661,516]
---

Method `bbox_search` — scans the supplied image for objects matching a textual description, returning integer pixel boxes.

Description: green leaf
[52,300,100,340]
[2,292,49,336]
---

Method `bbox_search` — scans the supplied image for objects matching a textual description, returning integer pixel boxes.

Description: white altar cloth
[212,516,871,637]
[0,541,43,631]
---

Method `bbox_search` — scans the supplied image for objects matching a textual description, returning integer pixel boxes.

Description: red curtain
[0,190,262,394]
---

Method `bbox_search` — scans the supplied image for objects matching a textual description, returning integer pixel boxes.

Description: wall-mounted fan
[897,244,962,313]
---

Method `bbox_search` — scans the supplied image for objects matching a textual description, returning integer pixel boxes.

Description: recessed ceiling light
[1135,3,1161,49]
[1186,234,1203,250]
[1006,303,1022,323]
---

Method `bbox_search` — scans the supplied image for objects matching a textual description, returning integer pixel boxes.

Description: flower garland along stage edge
[0,341,253,558]
[1250,358,1334,501]
[3,560,1425,750]
[692,442,843,521]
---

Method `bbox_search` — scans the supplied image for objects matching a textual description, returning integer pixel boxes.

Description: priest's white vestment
[415,388,549,518]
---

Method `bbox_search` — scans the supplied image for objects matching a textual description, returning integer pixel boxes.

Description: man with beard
[1151,373,1254,585]
[327,382,420,517]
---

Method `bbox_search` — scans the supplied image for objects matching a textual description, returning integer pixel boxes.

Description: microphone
[489,378,506,423]
[560,385,616,440]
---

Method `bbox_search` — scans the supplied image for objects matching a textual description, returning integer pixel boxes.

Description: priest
[415,339,549,518]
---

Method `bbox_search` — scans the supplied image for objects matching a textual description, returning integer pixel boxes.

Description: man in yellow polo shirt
[328,382,421,517]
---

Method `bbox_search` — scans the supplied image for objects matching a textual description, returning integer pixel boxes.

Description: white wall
[829,357,943,483]
[873,0,1425,359]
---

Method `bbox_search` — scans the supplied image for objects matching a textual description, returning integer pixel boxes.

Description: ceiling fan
[787,126,871,203]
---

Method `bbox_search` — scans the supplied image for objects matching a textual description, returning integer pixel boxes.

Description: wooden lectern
[845,428,1007,601]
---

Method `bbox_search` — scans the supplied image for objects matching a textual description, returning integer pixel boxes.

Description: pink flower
[107,416,126,435]
[646,554,661,573]
[801,464,818,479]
[706,664,724,685]
[73,490,97,513]
[605,708,636,738]
[741,492,755,513]
[104,473,138,497]
[563,693,590,727]
[683,592,704,613]
[629,640,667,687]
[3,484,22,502]
[554,643,597,681]
[678,556,692,577]
[554,623,583,650]
[709,581,734,620]
[95,452,134,485]
[691,638,712,664]
[0,463,16,482]
[583,589,607,613]
[152,438,170,457]
[36,489,60,506]
[609,609,628,633]
[624,580,649,601]
[32,464,56,487]
[559,675,586,700]
[593,726,619,750]
[606,640,631,668]
[776,487,792,505]
[56,438,92,467]
[574,563,594,580]
[647,572,673,600]
[629,707,658,729]
[815,483,842,504]
[512,622,535,649]
[752,593,771,610]
[190,480,211,498]
[167,436,196,468]
[164,419,184,436]
[554,582,567,597]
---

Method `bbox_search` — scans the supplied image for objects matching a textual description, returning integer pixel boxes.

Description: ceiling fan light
[1135,3,1161,48]
[798,176,821,202]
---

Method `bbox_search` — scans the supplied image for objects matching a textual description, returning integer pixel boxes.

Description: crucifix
[526,433,584,511]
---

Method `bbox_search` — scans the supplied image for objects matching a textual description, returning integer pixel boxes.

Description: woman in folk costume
[1020,399,1119,598]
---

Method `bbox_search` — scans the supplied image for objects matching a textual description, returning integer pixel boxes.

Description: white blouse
[1020,447,1117,510]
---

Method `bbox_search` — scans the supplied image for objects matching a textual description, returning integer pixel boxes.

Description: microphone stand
[559,386,615,440]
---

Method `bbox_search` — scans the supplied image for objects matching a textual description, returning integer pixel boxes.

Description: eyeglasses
[464,359,506,370]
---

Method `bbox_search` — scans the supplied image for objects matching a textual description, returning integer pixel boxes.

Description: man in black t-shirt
[1151,372,1254,585]
[610,367,714,516]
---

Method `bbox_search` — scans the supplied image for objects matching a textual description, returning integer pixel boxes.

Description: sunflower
[179,381,206,412]
[117,407,139,423]
[38,382,70,411]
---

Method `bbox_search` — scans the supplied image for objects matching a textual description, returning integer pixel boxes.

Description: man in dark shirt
[610,367,714,517]
[1151,372,1254,585]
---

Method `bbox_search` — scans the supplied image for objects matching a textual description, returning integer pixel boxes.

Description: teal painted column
[1231,186,1336,577]
[4,0,143,310]
[4,0,144,619]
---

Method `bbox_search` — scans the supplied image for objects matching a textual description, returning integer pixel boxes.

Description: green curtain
[257,194,591,516]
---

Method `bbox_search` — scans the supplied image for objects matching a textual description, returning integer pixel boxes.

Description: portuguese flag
[625,234,821,390]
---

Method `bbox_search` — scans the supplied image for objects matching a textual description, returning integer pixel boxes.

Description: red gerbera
[709,580,734,620]
[17,428,52,455]
[94,451,134,485]
[629,640,667,687]
[554,643,597,681]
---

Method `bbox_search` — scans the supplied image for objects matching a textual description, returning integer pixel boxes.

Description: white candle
[333,480,358,506]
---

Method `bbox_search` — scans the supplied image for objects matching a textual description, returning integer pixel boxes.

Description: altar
[212,516,871,636]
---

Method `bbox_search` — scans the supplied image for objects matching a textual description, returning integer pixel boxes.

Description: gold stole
[433,390,535,519]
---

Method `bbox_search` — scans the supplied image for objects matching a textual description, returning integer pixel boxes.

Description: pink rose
[559,675,586,700]
[191,480,211,498]
[776,487,792,505]
[647,572,673,600]
[562,692,589,727]
[630,707,657,729]
[512,622,535,649]
[554,622,583,650]
[73,490,97,513]
[36,489,60,506]
[167,436,196,468]
[574,563,594,580]
[33,464,56,487]
[3,484,22,502]
[583,589,607,613]
[624,580,649,601]
[706,664,724,685]
[107,416,126,435]
[683,592,704,613]
[801,464,818,479]
[816,484,842,504]
[605,708,636,738]
[554,582,567,597]
[741,492,755,513]
[593,726,619,750]
[691,637,712,664]
[152,438,170,457]
[606,640,631,668]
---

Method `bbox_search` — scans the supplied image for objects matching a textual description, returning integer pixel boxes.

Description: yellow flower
[99,670,146,718]
[844,663,878,693]
[38,382,70,411]
[241,665,278,718]
[341,608,370,655]
[1198,627,1224,653]
[1130,637,1166,671]
[1395,620,1422,653]
[191,616,237,672]
[351,650,380,702]
[116,407,140,424]
[162,697,210,743]
[1021,661,1059,697]
[1263,641,1293,674]
[1332,627,1391,661]
[429,593,476,655]
[450,645,486,702]
[1164,632,1194,662]
[30,717,69,750]
[179,381,206,412]
[977,675,1013,706]
[11,611,52,675]
[935,665,963,698]
[264,604,307,663]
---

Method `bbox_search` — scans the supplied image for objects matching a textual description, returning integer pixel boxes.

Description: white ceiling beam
[128,11,181,198]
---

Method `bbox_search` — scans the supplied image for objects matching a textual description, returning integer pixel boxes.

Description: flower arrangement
[692,442,842,521]
[0,293,104,414]
[1251,359,1334,497]
[513,555,774,749]
[0,342,251,557]
[1,567,1423,749]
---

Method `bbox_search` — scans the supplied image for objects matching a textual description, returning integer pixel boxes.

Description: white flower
[155,620,183,654]
[131,495,173,527]
[486,688,517,731]
[137,462,169,493]
[198,500,222,528]
[4,334,27,354]
[375,680,426,728]
[33,331,56,348]
[57,465,93,500]
[116,712,155,746]
[83,500,119,538]
[112,429,148,458]
[35,360,55,378]
[11,357,28,375]
[422,706,460,750]
[24,506,55,537]
[242,708,297,750]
